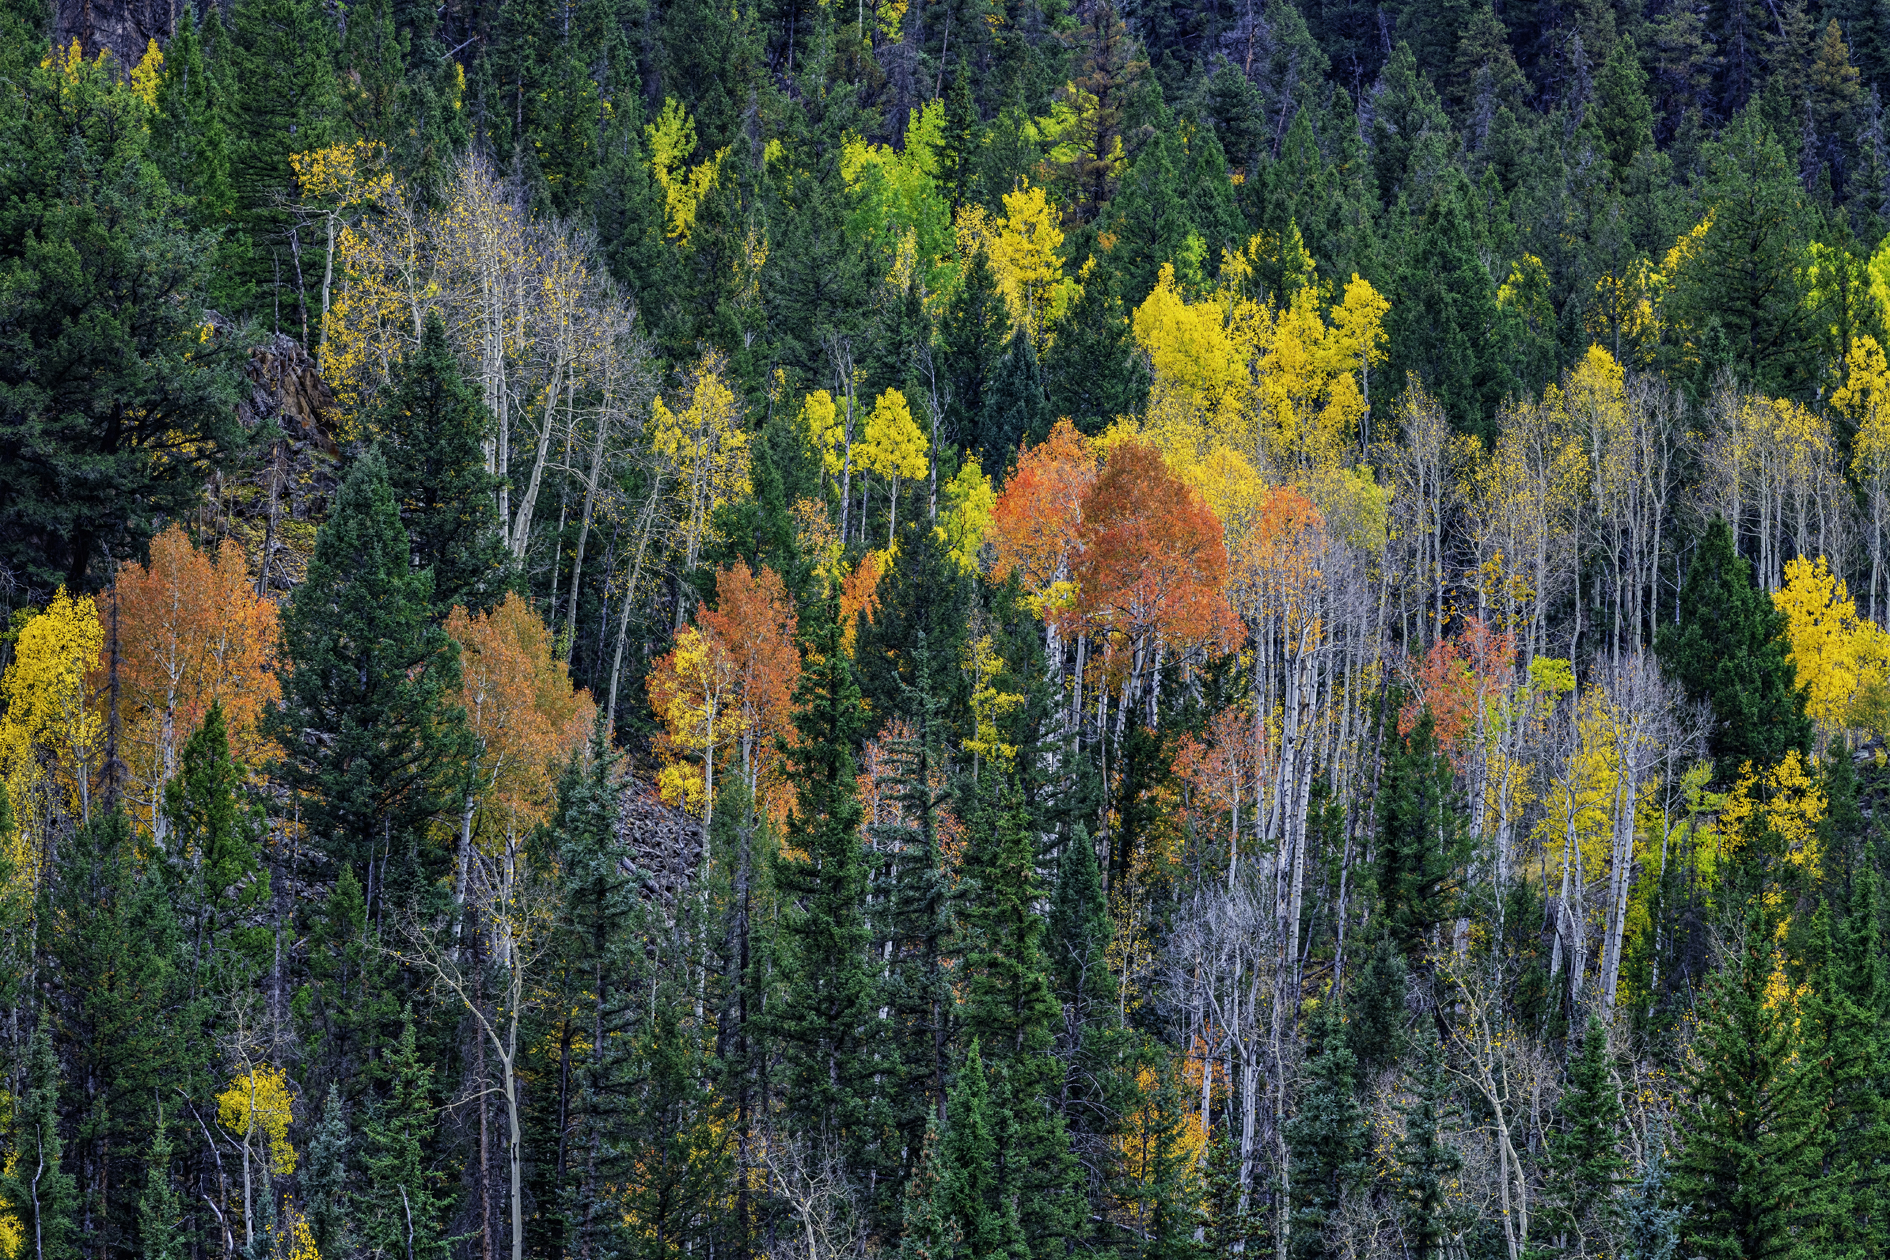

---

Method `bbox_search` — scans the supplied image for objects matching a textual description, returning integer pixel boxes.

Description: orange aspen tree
[101,525,279,844]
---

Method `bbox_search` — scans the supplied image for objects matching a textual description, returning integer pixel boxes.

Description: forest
[5,0,1890,1255]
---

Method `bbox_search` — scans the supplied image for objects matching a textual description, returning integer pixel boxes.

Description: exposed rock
[198,330,344,596]
[616,783,704,911]
[55,0,173,79]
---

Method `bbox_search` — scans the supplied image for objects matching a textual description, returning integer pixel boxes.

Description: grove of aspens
[10,0,1890,1256]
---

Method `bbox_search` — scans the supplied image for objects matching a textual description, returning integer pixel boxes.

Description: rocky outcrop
[616,784,705,911]
[55,0,174,76]
[198,331,344,596]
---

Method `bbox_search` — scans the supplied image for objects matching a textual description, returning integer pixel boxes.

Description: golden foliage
[217,1066,297,1175]
[1,590,105,867]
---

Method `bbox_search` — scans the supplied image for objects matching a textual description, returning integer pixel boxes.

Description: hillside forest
[10,0,1890,1256]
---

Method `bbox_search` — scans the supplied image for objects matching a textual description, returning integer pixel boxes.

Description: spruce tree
[770,592,879,1151]
[939,246,1012,449]
[1540,1015,1626,1253]
[855,531,973,735]
[928,1042,1025,1259]
[1396,1034,1464,1260]
[955,779,1081,1259]
[45,809,178,1255]
[1594,35,1655,180]
[298,865,398,1104]
[1043,272,1150,436]
[302,1086,351,1260]
[1800,898,1890,1255]
[1375,710,1468,962]
[269,452,473,892]
[227,0,342,330]
[1655,518,1811,783]
[165,702,270,993]
[974,329,1051,472]
[135,1115,184,1260]
[369,310,512,617]
[1285,1001,1369,1258]
[361,1007,446,1260]
[1673,906,1821,1260]
[0,1026,77,1260]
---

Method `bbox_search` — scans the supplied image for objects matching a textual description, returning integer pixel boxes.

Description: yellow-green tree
[0,589,105,867]
[858,388,929,543]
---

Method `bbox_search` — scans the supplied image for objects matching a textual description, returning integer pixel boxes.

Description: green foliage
[0,1026,77,1260]
[1656,518,1812,783]
[1674,907,1822,1260]
[361,1007,447,1260]
[369,310,513,616]
[1375,710,1468,960]
[268,452,473,889]
[0,46,243,598]
[1539,1016,1626,1252]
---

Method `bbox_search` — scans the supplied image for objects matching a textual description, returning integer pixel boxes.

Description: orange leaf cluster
[1071,440,1240,670]
[99,526,279,839]
[989,419,1098,604]
[648,561,801,821]
[447,592,595,843]
[838,551,883,656]
[1230,485,1329,635]
[1398,617,1516,770]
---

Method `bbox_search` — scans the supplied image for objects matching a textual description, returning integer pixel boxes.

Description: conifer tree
[855,538,973,735]
[1594,35,1655,180]
[370,310,512,617]
[1800,898,1890,1255]
[302,1086,351,1260]
[45,810,178,1255]
[867,654,959,1212]
[1540,1015,1626,1253]
[974,329,1051,472]
[1674,907,1821,1260]
[165,702,270,993]
[269,452,473,893]
[299,865,398,1103]
[1656,518,1811,783]
[955,779,1081,1259]
[923,1042,1025,1259]
[1396,1034,1464,1260]
[1043,273,1149,436]
[1285,1001,1368,1258]
[940,246,1012,448]
[0,1025,77,1260]
[135,1115,184,1260]
[227,0,341,330]
[361,1006,446,1260]
[771,592,878,1151]
[1375,710,1467,961]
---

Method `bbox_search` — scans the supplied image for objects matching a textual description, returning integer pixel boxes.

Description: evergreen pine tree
[1043,271,1149,436]
[298,865,399,1104]
[165,702,270,994]
[770,591,879,1152]
[1673,906,1821,1260]
[855,536,973,736]
[1346,935,1411,1079]
[1396,1034,1464,1260]
[973,329,1050,472]
[135,1114,184,1260]
[934,1043,1025,1259]
[955,779,1081,1259]
[361,1006,446,1260]
[1622,1147,1682,1260]
[369,310,513,616]
[1375,710,1468,961]
[302,1086,351,1260]
[45,810,178,1256]
[150,10,235,227]
[1540,1015,1626,1253]
[1655,518,1811,783]
[1800,898,1890,1256]
[269,452,473,891]
[0,1025,77,1260]
[1594,35,1655,181]
[866,654,959,1217]
[1285,1000,1369,1258]
[227,0,342,331]
[939,246,1013,451]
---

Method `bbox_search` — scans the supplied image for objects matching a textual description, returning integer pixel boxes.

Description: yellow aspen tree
[0,590,105,862]
[954,182,1071,345]
[649,350,750,581]
[858,388,929,543]
[1835,333,1890,620]
[936,456,996,575]
[1773,554,1890,751]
